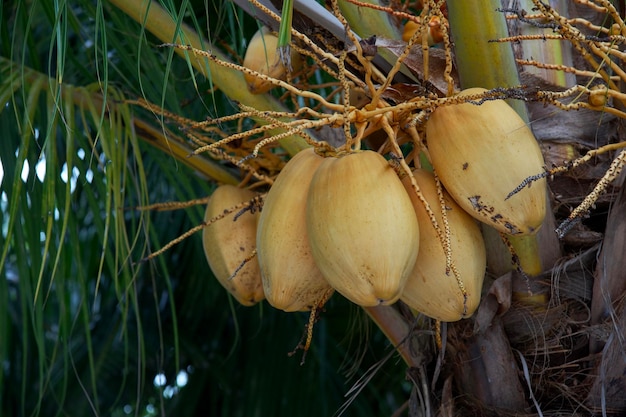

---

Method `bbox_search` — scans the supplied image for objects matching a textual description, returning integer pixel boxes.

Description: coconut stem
[364,306,422,367]
[336,0,400,40]
[278,0,294,69]
[446,0,528,119]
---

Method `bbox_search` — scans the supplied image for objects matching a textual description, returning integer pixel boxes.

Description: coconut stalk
[336,0,419,84]
[131,118,240,185]
[109,0,309,159]
[503,0,571,279]
[363,305,424,368]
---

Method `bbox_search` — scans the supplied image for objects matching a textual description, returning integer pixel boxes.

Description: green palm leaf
[1,1,408,416]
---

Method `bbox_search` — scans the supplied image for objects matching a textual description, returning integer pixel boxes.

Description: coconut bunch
[147,0,626,413]
[200,87,547,323]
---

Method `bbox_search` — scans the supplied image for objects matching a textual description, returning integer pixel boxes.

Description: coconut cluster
[201,88,547,322]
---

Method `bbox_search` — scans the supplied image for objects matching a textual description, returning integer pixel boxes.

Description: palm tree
[2,0,626,416]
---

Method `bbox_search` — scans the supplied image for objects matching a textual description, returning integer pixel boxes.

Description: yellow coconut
[242,26,302,94]
[202,185,264,306]
[256,148,333,312]
[400,169,486,321]
[426,87,547,235]
[306,150,419,306]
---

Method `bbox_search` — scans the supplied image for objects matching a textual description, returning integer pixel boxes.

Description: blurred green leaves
[0,1,407,416]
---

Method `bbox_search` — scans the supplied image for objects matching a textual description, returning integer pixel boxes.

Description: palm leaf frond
[1,1,410,416]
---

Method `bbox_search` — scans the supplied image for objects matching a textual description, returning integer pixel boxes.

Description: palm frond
[0,1,412,416]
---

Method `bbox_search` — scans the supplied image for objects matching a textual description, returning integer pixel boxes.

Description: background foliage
[0,0,409,415]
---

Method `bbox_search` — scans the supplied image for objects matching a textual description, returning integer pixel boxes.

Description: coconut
[426,87,547,235]
[306,150,419,306]
[202,185,264,306]
[400,169,486,321]
[242,26,301,94]
[256,148,333,312]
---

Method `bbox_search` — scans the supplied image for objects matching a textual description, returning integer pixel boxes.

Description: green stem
[516,0,576,88]
[446,0,527,119]
[336,0,415,82]
[277,0,294,67]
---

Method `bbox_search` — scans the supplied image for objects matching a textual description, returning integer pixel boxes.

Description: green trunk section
[446,0,528,120]
[336,0,420,84]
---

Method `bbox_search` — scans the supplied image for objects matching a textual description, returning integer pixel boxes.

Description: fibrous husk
[202,185,264,306]
[426,87,547,235]
[400,169,486,322]
[256,148,333,312]
[586,182,626,413]
[306,150,419,306]
[449,316,527,412]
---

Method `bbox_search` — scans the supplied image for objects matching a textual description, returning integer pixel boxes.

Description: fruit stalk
[277,0,294,67]
[446,0,526,116]
[363,305,424,368]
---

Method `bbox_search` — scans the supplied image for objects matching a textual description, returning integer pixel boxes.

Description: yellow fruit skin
[306,151,420,306]
[242,26,301,95]
[426,87,547,235]
[256,148,333,312]
[400,170,486,321]
[202,185,264,306]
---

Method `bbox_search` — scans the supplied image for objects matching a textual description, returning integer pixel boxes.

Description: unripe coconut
[242,26,302,95]
[256,148,333,312]
[400,170,486,321]
[202,185,264,306]
[306,150,420,306]
[426,87,547,235]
